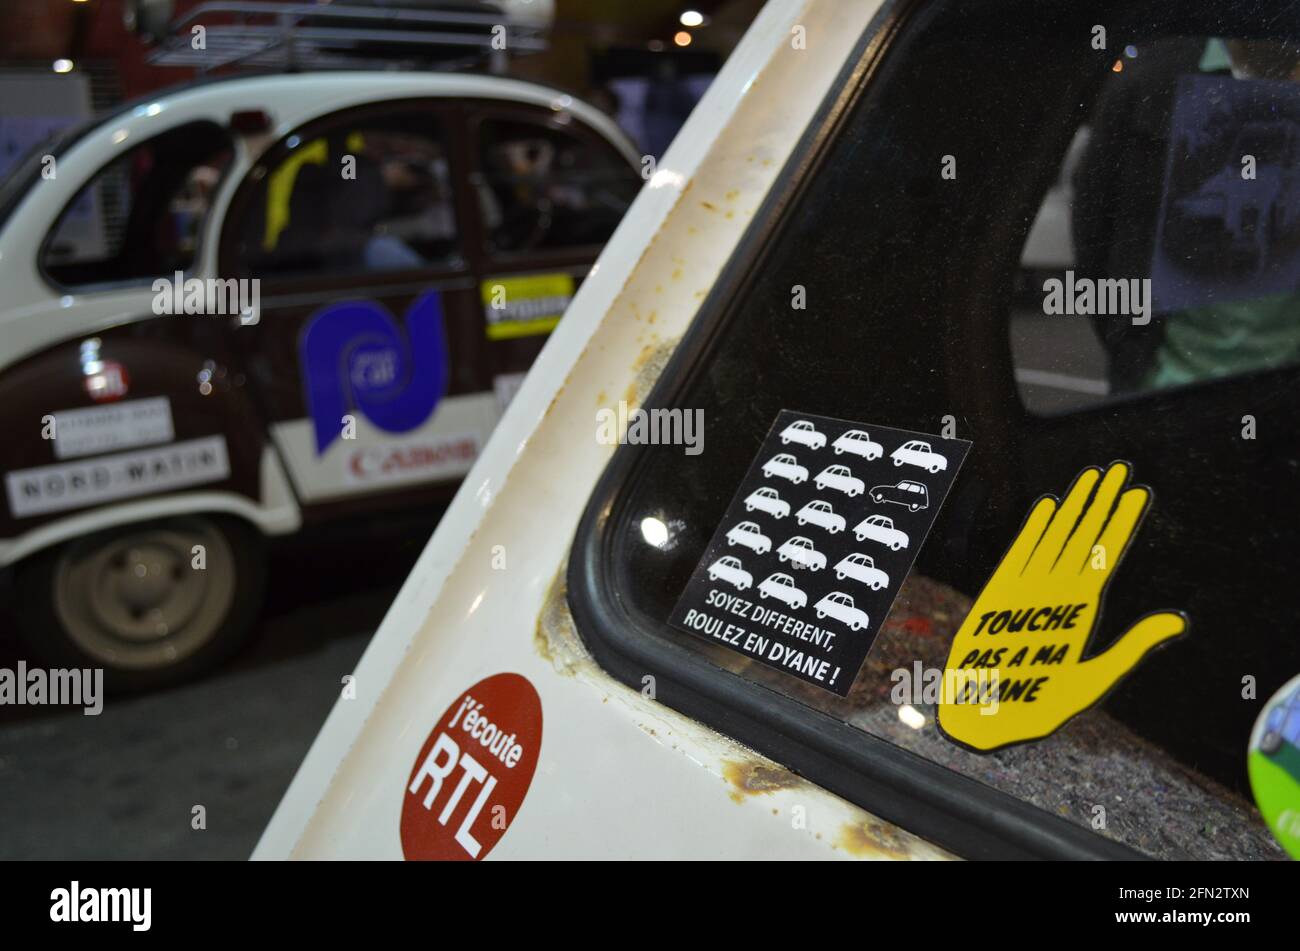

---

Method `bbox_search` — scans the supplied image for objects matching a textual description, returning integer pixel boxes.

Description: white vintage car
[834,552,890,590]
[744,486,791,518]
[725,520,771,555]
[815,464,865,497]
[853,513,910,550]
[757,571,807,609]
[776,535,827,571]
[708,555,753,591]
[814,591,870,631]
[795,499,846,533]
[891,440,948,474]
[832,429,883,460]
[779,419,827,449]
[762,452,809,484]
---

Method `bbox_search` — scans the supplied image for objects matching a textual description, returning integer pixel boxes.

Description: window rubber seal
[565,0,1144,861]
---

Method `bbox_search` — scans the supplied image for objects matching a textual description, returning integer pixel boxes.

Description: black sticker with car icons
[669,410,971,696]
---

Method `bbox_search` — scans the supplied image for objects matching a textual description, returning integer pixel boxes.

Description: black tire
[14,515,267,693]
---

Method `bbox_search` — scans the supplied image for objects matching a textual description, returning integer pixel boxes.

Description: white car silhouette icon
[869,479,930,512]
[815,591,870,631]
[726,520,771,554]
[762,453,809,484]
[708,555,753,591]
[795,499,846,534]
[758,572,807,609]
[777,535,826,571]
[814,464,865,497]
[834,552,890,590]
[853,513,909,550]
[832,429,883,460]
[779,419,826,450]
[744,486,790,518]
[891,440,948,474]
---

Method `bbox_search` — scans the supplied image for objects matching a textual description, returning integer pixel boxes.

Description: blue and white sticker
[299,291,450,455]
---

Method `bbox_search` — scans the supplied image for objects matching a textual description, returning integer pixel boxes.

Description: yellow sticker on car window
[481,273,575,340]
[937,462,1187,752]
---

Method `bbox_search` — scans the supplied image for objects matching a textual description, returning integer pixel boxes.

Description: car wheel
[816,610,825,619]
[14,515,266,692]
[1261,731,1283,755]
[872,582,883,591]
[851,622,862,632]
[797,518,806,526]
[929,464,942,474]
[708,573,718,581]
[834,448,843,455]
[891,542,902,551]
[910,504,920,512]
[872,493,883,502]
[893,458,903,467]
[745,505,754,512]
[778,555,787,563]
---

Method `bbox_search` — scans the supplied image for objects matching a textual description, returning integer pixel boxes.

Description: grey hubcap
[54,520,236,670]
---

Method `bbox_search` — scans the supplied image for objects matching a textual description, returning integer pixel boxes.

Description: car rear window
[571,0,1300,859]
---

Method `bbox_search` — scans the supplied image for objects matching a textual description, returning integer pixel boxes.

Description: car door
[217,100,493,513]
[466,103,642,400]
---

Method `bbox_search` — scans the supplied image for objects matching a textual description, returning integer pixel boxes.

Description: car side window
[475,114,639,255]
[571,0,1300,859]
[233,109,459,280]
[40,121,233,289]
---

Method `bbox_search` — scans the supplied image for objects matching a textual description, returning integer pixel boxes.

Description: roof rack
[144,1,549,74]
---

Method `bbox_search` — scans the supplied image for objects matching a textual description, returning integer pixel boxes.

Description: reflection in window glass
[477,117,640,254]
[237,112,458,279]
[1014,37,1300,414]
[42,121,232,288]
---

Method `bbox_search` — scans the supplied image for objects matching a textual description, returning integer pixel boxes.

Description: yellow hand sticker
[937,462,1186,752]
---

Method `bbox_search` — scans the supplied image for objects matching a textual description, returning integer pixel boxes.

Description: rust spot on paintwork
[721,760,801,804]
[835,818,913,859]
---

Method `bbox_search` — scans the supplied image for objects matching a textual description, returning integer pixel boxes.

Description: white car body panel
[254,0,945,861]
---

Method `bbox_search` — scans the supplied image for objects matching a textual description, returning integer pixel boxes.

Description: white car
[777,535,827,571]
[814,464,865,497]
[708,556,753,591]
[853,514,910,551]
[780,419,827,450]
[891,440,948,474]
[762,453,809,484]
[744,486,791,518]
[795,499,846,534]
[757,572,807,609]
[832,429,883,460]
[726,521,771,554]
[834,553,890,590]
[814,592,870,631]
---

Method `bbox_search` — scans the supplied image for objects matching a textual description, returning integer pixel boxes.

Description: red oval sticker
[401,673,542,861]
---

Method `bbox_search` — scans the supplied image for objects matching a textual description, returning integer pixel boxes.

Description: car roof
[0,71,639,245]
